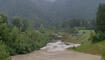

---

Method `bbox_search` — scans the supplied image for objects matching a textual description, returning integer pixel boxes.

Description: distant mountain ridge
[0,0,43,19]
[0,0,105,27]
[0,0,105,19]
[35,0,105,19]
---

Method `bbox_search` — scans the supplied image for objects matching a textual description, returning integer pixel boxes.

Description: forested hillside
[35,0,105,19]
[0,0,105,28]
[0,0,44,19]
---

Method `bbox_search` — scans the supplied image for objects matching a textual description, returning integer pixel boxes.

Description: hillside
[0,0,44,19]
[0,0,105,27]
[35,0,105,19]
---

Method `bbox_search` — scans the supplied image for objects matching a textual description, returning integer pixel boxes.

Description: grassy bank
[68,30,105,55]
[63,30,94,43]
[70,41,105,55]
[78,30,94,41]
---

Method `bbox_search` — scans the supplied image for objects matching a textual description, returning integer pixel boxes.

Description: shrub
[6,27,50,55]
[0,41,10,60]
[102,52,105,60]
[91,32,105,43]
[0,14,51,56]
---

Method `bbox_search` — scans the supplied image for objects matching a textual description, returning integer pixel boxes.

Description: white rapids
[41,40,80,52]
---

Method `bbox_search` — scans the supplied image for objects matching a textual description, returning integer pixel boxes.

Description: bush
[0,14,51,56]
[0,41,10,60]
[91,32,105,43]
[6,27,50,55]
[102,52,105,60]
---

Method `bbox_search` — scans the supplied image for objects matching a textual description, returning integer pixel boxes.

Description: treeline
[53,19,96,33]
[0,14,55,60]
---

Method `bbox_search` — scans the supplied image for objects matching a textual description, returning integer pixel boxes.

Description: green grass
[67,30,105,60]
[63,30,94,43]
[71,40,105,55]
[69,30,105,55]
[78,30,94,41]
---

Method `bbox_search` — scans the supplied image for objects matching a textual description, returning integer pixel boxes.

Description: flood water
[12,40,101,60]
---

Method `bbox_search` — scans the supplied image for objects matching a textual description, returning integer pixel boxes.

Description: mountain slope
[35,0,105,19]
[0,0,43,19]
[0,0,105,28]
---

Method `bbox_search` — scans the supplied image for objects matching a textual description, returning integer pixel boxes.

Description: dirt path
[12,50,101,60]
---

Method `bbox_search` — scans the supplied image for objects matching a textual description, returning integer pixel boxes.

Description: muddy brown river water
[12,41,101,60]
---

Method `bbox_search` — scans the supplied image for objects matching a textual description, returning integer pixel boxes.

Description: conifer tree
[96,3,105,33]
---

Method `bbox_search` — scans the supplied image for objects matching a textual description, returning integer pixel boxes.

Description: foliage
[0,14,8,24]
[12,17,22,30]
[0,15,10,43]
[61,19,95,33]
[91,32,105,43]
[0,41,10,60]
[40,24,45,33]
[68,4,105,59]
[68,30,105,54]
[70,30,105,59]
[78,30,94,42]
[102,52,105,60]
[7,23,50,55]
[91,3,105,43]
[96,3,105,33]
[12,17,29,32]
[0,14,52,57]
[64,30,94,43]
[70,40,105,55]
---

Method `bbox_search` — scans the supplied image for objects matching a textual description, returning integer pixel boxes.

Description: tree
[12,17,22,31]
[0,15,9,43]
[92,3,105,42]
[21,19,29,32]
[96,3,105,33]
[0,14,8,24]
[40,24,45,33]
[12,17,29,32]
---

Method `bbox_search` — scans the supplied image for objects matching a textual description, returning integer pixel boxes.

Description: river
[12,40,101,60]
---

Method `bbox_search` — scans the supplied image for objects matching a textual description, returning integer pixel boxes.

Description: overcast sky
[45,0,56,2]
